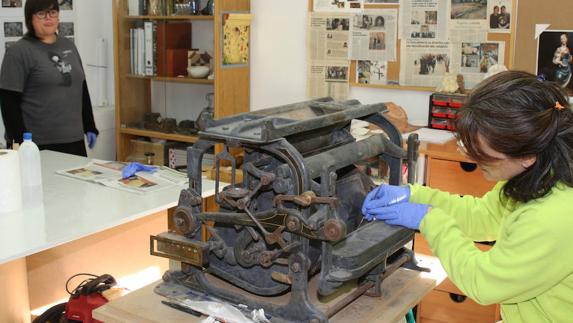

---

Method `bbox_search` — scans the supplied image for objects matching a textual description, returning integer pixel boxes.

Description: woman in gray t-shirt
[0,0,98,156]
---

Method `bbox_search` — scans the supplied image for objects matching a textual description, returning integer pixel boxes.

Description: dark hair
[454,70,573,204]
[24,0,59,39]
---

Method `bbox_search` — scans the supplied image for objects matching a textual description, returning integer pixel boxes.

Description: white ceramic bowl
[187,66,210,79]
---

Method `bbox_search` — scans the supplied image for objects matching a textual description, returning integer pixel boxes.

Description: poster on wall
[222,13,251,66]
[0,19,24,57]
[1,0,24,16]
[537,30,573,96]
[58,21,74,42]
[58,0,72,10]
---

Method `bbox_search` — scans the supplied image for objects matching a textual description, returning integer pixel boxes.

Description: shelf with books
[113,0,251,163]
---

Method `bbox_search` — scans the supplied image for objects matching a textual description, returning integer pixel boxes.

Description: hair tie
[554,101,565,111]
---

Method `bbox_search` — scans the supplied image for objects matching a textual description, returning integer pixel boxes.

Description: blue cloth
[364,202,429,230]
[121,162,158,179]
[86,132,97,149]
[361,184,410,218]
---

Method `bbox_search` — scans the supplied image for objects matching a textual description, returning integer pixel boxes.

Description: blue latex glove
[86,132,97,149]
[364,202,430,230]
[361,184,410,217]
[121,162,158,179]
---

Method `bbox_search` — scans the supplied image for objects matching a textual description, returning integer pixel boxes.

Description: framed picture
[536,30,573,95]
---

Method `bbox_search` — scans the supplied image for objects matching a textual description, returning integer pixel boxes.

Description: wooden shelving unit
[112,0,251,162]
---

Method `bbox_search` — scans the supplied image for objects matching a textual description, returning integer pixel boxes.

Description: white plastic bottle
[19,132,43,208]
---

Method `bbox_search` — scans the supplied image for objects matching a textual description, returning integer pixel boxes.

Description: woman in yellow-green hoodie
[362,71,573,323]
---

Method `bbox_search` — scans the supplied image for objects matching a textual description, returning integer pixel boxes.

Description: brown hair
[455,70,573,203]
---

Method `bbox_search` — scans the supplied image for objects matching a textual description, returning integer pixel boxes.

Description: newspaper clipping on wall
[487,0,512,33]
[348,9,397,62]
[357,60,387,85]
[308,61,350,100]
[399,40,451,87]
[399,0,448,41]
[308,12,350,100]
[314,0,364,12]
[309,12,351,61]
[456,41,505,88]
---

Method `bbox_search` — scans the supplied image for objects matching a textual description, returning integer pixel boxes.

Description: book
[156,22,192,77]
[144,21,155,76]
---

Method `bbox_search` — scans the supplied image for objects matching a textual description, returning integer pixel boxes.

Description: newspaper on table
[56,160,188,194]
[348,9,398,62]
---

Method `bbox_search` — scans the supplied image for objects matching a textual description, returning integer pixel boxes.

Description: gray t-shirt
[0,36,85,145]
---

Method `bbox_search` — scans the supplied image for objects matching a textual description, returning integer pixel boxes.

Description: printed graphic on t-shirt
[48,49,72,86]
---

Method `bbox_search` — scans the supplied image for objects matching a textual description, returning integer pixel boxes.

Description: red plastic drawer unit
[428,92,466,131]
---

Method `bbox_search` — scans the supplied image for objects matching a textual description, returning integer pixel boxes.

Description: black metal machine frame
[150,98,422,322]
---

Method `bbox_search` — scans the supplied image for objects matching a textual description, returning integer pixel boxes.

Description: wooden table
[94,255,446,323]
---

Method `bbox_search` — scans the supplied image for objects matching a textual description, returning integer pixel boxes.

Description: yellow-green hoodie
[410,182,573,323]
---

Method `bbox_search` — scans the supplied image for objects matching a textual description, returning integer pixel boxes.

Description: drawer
[426,158,495,197]
[417,289,500,323]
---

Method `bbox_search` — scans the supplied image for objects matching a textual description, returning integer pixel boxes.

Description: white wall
[1,0,432,148]
[250,0,431,124]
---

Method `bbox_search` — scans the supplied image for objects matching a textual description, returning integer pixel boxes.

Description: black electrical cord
[65,273,100,297]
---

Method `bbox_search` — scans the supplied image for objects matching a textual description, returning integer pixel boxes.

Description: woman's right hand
[361,184,411,219]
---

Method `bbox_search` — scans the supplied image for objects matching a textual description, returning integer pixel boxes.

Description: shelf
[120,127,199,143]
[124,15,214,21]
[125,74,214,84]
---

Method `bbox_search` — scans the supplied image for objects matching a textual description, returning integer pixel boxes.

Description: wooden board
[94,255,445,323]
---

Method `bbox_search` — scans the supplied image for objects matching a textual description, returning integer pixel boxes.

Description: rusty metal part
[273,191,338,208]
[286,215,301,231]
[323,218,347,242]
[151,232,209,267]
[172,206,196,236]
[271,271,292,285]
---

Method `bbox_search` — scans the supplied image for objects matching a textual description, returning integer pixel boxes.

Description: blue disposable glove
[86,132,97,149]
[361,184,410,217]
[364,202,429,230]
[121,162,158,179]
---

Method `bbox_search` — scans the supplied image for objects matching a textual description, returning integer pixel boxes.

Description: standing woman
[0,0,98,156]
[363,71,573,322]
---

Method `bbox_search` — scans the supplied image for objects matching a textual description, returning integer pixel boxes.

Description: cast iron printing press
[150,98,423,322]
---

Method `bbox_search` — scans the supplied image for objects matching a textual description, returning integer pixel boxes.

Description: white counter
[0,150,217,265]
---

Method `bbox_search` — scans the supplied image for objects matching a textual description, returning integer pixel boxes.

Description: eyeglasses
[35,10,59,19]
